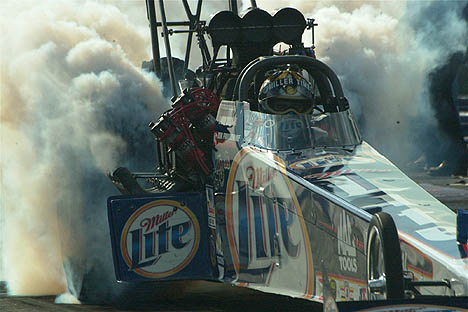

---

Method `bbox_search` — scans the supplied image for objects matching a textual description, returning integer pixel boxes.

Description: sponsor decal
[330,278,337,299]
[320,220,338,234]
[290,155,375,170]
[290,155,342,170]
[359,287,367,300]
[246,165,276,190]
[226,147,314,298]
[120,200,200,278]
[206,186,216,230]
[214,160,225,189]
[337,211,358,273]
[341,280,353,301]
[229,174,301,270]
[316,271,366,302]
[305,168,352,180]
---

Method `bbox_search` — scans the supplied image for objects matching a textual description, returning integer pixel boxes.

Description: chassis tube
[146,0,161,77]
[229,0,238,15]
[158,0,179,98]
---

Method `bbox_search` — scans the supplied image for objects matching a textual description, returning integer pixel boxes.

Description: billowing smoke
[0,0,168,297]
[256,0,467,166]
[0,0,229,301]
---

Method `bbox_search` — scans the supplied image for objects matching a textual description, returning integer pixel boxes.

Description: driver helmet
[258,69,315,114]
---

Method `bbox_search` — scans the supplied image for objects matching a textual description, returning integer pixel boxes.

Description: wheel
[366,212,404,299]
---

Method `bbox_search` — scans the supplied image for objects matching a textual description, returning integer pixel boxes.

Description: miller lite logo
[120,200,200,278]
[225,147,314,297]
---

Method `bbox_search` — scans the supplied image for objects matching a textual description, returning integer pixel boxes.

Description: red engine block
[150,88,221,176]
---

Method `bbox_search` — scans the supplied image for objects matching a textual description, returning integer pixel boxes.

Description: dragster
[102,1,468,310]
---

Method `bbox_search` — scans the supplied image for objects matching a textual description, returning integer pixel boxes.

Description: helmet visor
[263,98,314,115]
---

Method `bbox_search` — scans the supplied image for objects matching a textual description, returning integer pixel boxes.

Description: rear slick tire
[366,212,404,299]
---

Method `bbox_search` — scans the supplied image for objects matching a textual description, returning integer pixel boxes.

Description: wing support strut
[146,0,161,77]
[158,0,179,98]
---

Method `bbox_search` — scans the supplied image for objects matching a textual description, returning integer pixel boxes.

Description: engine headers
[150,88,221,177]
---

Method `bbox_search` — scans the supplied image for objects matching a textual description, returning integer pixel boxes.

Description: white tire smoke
[0,0,167,296]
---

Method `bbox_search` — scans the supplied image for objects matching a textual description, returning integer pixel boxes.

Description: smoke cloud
[257,0,467,165]
[0,0,167,297]
[0,0,230,300]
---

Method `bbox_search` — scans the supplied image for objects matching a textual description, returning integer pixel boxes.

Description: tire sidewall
[366,212,404,299]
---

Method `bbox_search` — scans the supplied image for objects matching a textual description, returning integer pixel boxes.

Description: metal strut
[229,0,238,15]
[181,0,205,74]
[158,0,179,98]
[146,0,161,77]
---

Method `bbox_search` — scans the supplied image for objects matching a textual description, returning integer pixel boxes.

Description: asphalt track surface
[0,282,323,312]
[1,173,467,312]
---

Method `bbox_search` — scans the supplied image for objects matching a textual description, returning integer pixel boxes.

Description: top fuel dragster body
[105,1,468,310]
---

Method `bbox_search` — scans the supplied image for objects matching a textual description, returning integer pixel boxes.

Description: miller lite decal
[225,147,314,298]
[120,200,200,278]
